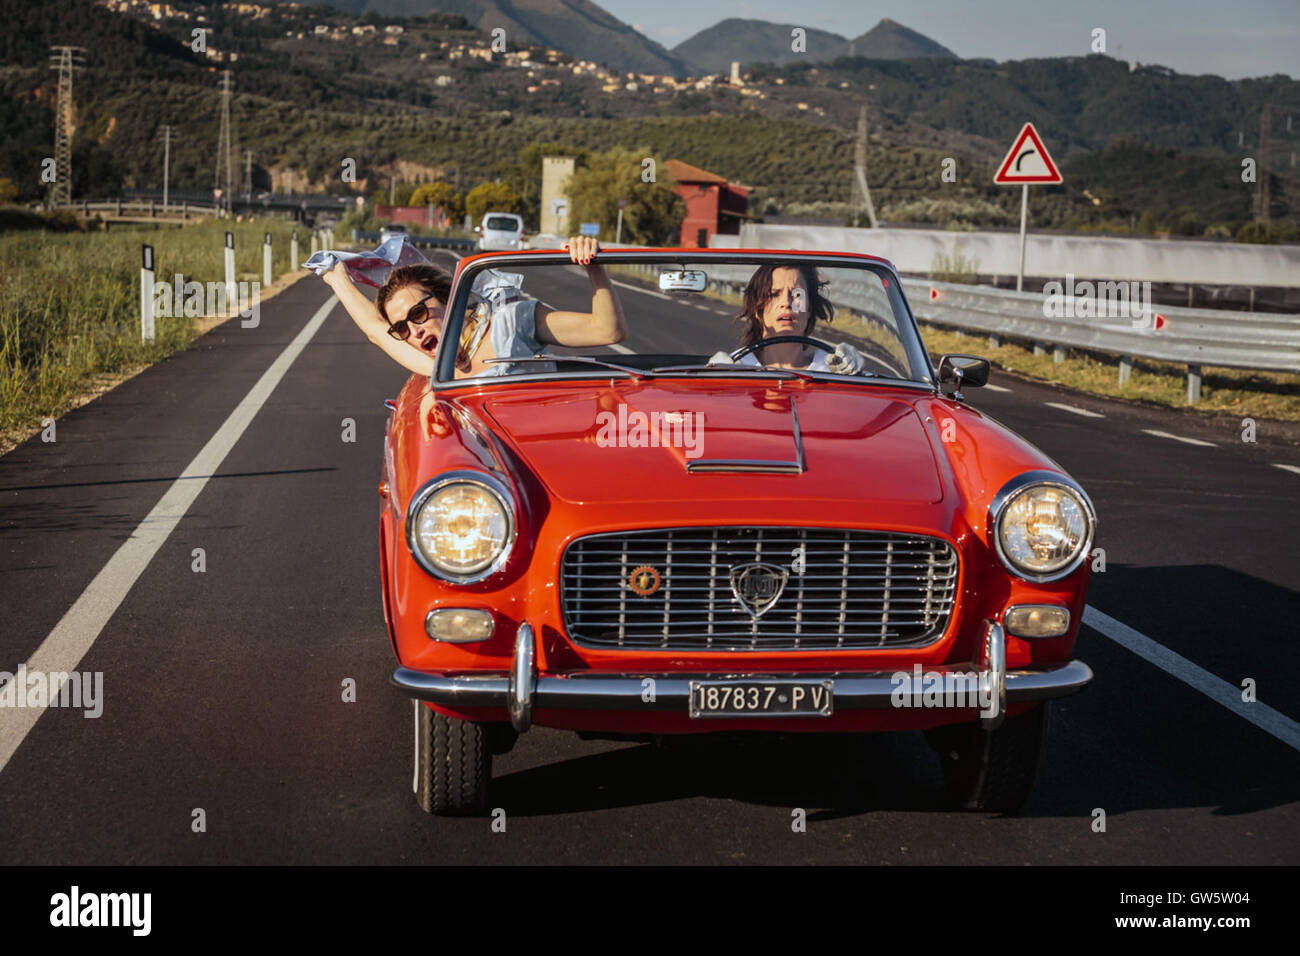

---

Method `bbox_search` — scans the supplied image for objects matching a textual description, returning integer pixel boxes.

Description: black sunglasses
[386,292,444,341]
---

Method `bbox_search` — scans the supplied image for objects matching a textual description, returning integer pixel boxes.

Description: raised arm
[322,261,434,376]
[534,236,628,348]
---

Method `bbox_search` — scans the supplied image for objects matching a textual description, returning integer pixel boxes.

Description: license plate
[688,680,834,718]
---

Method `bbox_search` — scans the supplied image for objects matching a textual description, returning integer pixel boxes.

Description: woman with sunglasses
[321,235,626,377]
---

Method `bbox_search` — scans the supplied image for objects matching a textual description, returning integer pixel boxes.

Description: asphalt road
[1,253,1297,865]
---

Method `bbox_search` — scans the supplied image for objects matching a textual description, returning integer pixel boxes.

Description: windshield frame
[432,250,936,391]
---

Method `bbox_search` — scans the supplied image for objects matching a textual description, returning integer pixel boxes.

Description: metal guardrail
[901,279,1300,398]
[354,230,477,251]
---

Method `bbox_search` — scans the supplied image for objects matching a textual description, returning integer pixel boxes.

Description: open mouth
[418,335,439,352]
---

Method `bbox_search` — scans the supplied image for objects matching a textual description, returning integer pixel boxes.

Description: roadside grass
[1,219,302,442]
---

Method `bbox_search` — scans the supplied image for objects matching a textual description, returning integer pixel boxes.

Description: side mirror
[474,225,482,233]
[937,354,990,398]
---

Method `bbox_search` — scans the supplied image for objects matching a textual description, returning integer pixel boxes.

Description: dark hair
[376,264,453,322]
[734,263,834,348]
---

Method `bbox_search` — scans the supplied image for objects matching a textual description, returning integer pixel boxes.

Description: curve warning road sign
[994,122,1063,184]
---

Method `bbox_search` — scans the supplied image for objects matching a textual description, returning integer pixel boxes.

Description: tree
[0,177,18,204]
[410,181,464,222]
[465,181,522,223]
[564,147,684,245]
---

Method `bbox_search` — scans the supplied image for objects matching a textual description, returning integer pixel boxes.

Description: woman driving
[719,263,865,374]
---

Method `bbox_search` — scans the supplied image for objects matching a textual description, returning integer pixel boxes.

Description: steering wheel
[729,334,837,364]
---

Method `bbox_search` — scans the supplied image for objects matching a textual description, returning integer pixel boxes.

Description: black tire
[414,701,491,815]
[925,702,1050,814]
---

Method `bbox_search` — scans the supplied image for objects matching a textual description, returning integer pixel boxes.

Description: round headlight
[407,473,515,583]
[991,474,1095,582]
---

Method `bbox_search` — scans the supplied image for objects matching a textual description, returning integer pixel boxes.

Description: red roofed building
[665,159,750,248]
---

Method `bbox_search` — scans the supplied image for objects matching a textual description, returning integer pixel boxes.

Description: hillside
[1,0,1293,234]
[673,19,848,74]
[284,0,693,76]
[849,18,955,59]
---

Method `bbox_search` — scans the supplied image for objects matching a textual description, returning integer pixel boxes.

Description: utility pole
[1256,104,1272,222]
[215,69,235,216]
[160,124,172,210]
[244,149,253,196]
[48,45,86,208]
[852,104,878,228]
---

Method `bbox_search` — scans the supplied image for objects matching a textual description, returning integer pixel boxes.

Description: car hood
[470,380,944,506]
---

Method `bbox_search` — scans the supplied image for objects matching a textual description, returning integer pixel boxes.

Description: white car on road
[476,213,524,250]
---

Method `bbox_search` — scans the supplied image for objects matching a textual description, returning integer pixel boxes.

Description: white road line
[608,343,634,354]
[1083,605,1300,753]
[1045,402,1104,419]
[1273,464,1300,476]
[1142,428,1216,447]
[0,295,338,775]
[982,384,1011,393]
[611,279,670,300]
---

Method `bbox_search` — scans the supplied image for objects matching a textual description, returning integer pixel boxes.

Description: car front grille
[560,527,958,652]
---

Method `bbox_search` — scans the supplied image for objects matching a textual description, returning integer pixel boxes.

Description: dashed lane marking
[1273,464,1300,476]
[1045,402,1105,418]
[1142,428,1216,448]
[610,279,670,300]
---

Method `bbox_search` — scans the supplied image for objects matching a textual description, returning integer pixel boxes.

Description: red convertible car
[378,249,1095,815]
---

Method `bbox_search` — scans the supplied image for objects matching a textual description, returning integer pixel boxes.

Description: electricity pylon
[48,45,86,207]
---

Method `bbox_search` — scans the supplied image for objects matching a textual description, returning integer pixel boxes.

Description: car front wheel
[414,701,490,815]
[925,702,1050,814]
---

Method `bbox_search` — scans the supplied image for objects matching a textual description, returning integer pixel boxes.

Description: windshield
[434,254,931,387]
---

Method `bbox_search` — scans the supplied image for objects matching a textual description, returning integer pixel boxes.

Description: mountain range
[674,17,955,75]
[274,1,954,77]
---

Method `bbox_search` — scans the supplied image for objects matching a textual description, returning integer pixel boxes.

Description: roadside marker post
[263,231,273,286]
[140,244,155,343]
[291,230,299,272]
[224,231,236,318]
[994,122,1063,292]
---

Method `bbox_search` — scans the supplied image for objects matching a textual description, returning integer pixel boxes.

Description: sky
[598,0,1299,79]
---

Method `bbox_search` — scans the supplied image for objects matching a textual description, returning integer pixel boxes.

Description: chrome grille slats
[561,527,958,652]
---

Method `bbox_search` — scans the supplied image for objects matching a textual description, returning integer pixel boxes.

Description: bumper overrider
[392,621,1093,733]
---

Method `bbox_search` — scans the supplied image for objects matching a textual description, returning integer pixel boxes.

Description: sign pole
[1016,184,1028,292]
[993,122,1061,294]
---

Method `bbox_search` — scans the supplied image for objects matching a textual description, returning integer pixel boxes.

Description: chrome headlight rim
[988,470,1096,584]
[405,470,517,585]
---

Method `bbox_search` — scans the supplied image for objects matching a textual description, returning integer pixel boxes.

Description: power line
[48,45,86,208]
[160,124,173,210]
[215,69,235,215]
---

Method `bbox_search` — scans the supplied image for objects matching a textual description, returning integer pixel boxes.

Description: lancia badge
[729,562,789,619]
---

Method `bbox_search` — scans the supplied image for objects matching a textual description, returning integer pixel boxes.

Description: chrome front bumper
[392,621,1093,733]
